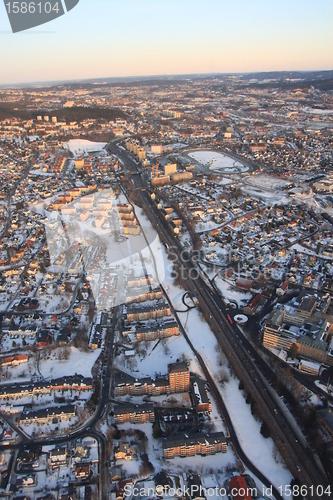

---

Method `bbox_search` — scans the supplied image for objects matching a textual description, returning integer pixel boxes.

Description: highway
[108,142,330,500]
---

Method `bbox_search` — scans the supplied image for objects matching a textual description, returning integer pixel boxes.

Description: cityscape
[0,70,332,500]
[1,1,333,500]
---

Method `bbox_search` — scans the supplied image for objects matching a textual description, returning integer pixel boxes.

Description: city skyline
[1,0,333,85]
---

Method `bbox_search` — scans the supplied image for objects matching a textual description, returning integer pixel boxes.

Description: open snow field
[63,139,107,155]
[189,151,249,174]
[39,346,101,379]
[214,277,253,307]
[244,175,291,191]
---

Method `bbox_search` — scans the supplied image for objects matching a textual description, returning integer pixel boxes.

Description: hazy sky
[1,0,332,85]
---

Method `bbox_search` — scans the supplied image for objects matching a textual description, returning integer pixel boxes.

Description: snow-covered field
[188,151,248,173]
[244,175,291,191]
[39,346,101,379]
[214,277,253,307]
[302,107,333,115]
[242,186,290,204]
[221,377,292,490]
[63,139,107,155]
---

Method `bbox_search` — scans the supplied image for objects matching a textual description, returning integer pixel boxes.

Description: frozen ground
[63,139,107,155]
[188,151,248,173]
[39,346,101,379]
[302,107,333,115]
[242,185,290,204]
[221,376,292,491]
[244,175,291,191]
[214,277,253,307]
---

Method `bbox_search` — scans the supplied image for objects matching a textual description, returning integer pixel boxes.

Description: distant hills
[0,105,126,122]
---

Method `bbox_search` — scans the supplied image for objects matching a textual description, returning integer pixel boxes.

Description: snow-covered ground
[63,139,107,155]
[214,277,253,307]
[221,377,292,490]
[39,346,101,379]
[302,107,333,115]
[244,175,291,191]
[188,151,248,174]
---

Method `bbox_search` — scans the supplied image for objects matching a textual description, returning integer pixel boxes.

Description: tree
[152,424,162,439]
[260,421,271,438]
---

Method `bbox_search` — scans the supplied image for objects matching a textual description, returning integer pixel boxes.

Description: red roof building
[229,476,252,500]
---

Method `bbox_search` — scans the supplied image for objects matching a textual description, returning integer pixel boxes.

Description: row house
[126,303,171,322]
[122,320,179,343]
[135,321,179,342]
[126,287,163,304]
[127,276,153,288]
[19,404,75,424]
[163,432,227,459]
[1,354,28,367]
[114,403,155,424]
[115,362,190,397]
[0,375,93,400]
[115,377,170,397]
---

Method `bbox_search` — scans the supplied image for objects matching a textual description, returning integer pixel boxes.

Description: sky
[0,0,333,85]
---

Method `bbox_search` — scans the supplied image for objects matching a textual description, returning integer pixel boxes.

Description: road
[108,142,330,500]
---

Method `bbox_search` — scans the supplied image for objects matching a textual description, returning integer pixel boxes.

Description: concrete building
[168,362,190,393]
[163,432,227,459]
[115,362,190,397]
[114,403,155,424]
[126,303,171,322]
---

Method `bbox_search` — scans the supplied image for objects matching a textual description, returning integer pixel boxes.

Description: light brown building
[168,362,190,393]
[163,432,227,459]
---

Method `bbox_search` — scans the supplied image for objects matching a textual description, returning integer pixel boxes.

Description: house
[36,329,51,347]
[50,447,67,467]
[229,476,253,500]
[1,354,28,367]
[116,479,134,500]
[192,378,211,413]
[276,280,289,297]
[244,294,263,316]
[115,442,136,461]
[110,467,122,482]
[187,474,205,500]
[75,464,91,480]
[16,474,37,488]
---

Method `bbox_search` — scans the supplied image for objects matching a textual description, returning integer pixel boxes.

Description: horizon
[1,0,333,85]
[2,68,333,89]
